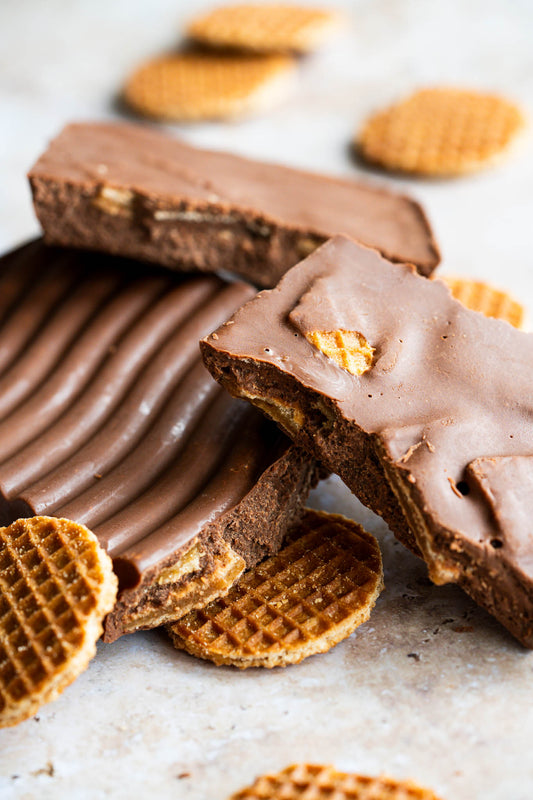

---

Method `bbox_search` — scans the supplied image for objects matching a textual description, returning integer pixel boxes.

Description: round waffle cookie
[186,3,341,54]
[168,510,383,669]
[228,764,444,800]
[0,517,117,728]
[123,52,296,121]
[440,276,526,329]
[356,87,526,176]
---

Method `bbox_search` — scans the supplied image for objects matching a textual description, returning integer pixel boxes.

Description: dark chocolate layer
[0,241,318,641]
[29,122,440,288]
[202,235,533,647]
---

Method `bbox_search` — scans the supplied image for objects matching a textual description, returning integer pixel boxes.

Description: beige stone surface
[1,0,533,798]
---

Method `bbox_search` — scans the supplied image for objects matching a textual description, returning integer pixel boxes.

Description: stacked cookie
[124,3,341,121]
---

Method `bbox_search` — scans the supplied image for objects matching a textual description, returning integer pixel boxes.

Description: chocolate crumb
[32,762,55,777]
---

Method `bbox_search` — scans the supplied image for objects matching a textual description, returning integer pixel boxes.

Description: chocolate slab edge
[28,122,440,289]
[104,440,319,643]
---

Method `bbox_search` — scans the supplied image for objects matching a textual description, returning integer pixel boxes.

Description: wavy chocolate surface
[0,241,314,599]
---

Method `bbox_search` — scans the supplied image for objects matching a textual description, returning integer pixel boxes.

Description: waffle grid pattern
[187,4,339,53]
[124,53,294,121]
[441,276,525,329]
[230,763,442,800]
[358,88,525,176]
[305,329,374,376]
[170,510,382,667]
[0,518,110,719]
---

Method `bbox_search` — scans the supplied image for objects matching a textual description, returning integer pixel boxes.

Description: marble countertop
[1,1,533,798]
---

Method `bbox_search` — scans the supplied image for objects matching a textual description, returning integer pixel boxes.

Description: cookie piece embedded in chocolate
[28,122,440,289]
[201,234,533,647]
[0,241,319,642]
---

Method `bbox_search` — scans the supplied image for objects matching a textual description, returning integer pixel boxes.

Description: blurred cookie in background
[187,3,342,54]
[356,87,526,177]
[123,51,296,121]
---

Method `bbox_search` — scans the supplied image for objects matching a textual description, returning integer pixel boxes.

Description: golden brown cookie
[0,517,117,728]
[229,763,444,799]
[356,87,526,176]
[187,3,341,54]
[440,276,526,329]
[123,52,296,121]
[168,509,383,668]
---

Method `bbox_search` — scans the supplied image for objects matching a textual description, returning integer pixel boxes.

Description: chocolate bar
[0,240,318,642]
[201,235,533,647]
[28,122,440,289]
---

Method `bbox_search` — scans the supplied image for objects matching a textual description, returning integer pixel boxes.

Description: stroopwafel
[0,516,117,727]
[356,87,526,176]
[440,275,526,329]
[168,509,383,668]
[124,51,296,121]
[228,763,444,799]
[187,4,341,54]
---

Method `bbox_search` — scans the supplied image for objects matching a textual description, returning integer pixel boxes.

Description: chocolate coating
[28,122,440,288]
[0,241,318,641]
[202,235,533,647]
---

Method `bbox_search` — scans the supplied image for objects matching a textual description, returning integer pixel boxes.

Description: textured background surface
[1,1,533,798]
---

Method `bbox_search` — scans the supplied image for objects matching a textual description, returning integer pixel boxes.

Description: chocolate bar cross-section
[0,241,318,642]
[28,122,439,288]
[201,235,533,647]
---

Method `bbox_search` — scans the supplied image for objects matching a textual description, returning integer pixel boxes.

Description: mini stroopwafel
[356,87,526,176]
[187,4,341,54]
[123,52,296,121]
[229,764,444,799]
[168,510,383,669]
[0,516,117,728]
[440,276,526,329]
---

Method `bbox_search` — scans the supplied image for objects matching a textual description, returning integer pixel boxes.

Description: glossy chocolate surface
[29,122,440,286]
[202,235,533,645]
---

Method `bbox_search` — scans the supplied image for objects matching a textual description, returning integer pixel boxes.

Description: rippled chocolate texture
[0,240,318,642]
[202,235,533,647]
[28,122,439,289]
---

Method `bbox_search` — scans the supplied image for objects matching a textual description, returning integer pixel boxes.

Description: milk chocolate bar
[0,240,318,642]
[28,123,440,289]
[202,235,533,647]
